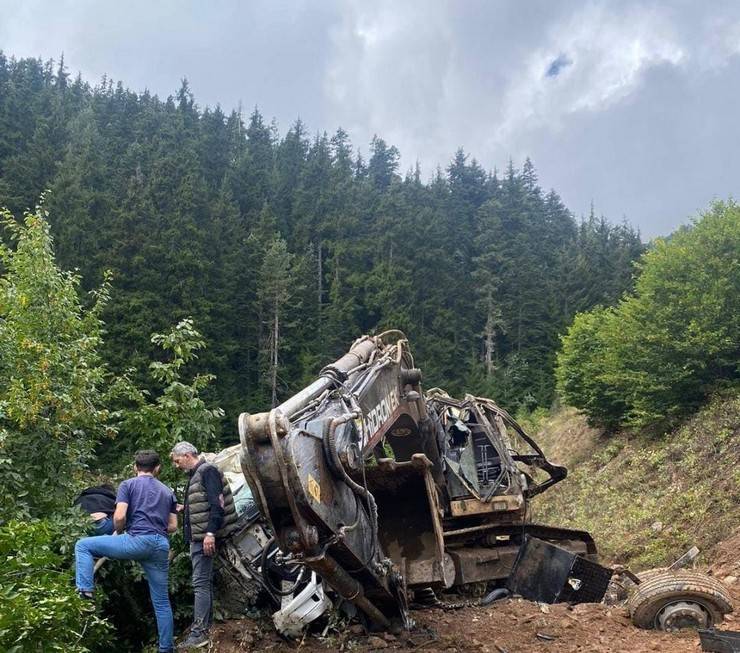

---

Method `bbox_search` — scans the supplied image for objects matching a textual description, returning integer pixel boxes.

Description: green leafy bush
[0,198,225,650]
[555,307,627,429]
[0,518,112,652]
[108,318,223,486]
[0,198,113,521]
[557,201,740,429]
[97,318,225,646]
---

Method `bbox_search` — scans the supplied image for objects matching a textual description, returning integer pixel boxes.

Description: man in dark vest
[170,441,238,650]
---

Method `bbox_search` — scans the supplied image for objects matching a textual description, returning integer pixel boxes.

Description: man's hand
[203,533,216,556]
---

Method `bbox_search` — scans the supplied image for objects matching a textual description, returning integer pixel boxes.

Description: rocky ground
[205,528,739,653]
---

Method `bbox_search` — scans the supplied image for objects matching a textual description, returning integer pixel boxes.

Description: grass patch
[533,392,740,569]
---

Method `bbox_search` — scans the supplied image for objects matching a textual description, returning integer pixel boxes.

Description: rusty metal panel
[405,553,456,587]
[507,535,612,604]
[448,545,521,584]
[368,455,450,587]
[449,495,524,517]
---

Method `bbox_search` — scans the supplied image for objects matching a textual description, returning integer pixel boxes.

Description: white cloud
[492,4,685,148]
[2,0,740,235]
[324,1,456,167]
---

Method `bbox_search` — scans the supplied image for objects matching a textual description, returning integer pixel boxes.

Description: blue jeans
[75,533,173,652]
[92,516,114,536]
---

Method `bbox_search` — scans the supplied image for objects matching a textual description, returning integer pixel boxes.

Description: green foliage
[514,405,550,435]
[557,201,740,429]
[0,54,645,428]
[611,201,739,426]
[0,198,112,520]
[100,318,225,646]
[109,318,223,484]
[0,195,224,650]
[555,308,627,429]
[0,517,111,653]
[257,237,298,406]
[0,199,119,650]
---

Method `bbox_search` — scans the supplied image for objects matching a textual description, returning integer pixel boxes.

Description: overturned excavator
[237,331,597,629]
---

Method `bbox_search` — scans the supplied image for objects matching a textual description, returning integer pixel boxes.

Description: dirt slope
[533,394,740,569]
[208,591,733,653]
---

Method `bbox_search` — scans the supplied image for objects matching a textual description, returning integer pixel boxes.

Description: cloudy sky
[2,0,739,237]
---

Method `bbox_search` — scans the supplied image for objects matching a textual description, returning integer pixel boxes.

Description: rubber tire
[635,567,670,584]
[628,571,733,630]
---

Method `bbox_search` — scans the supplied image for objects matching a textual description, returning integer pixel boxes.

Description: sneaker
[77,590,94,601]
[177,633,210,650]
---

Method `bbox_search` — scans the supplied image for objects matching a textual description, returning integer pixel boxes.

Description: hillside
[533,393,740,569]
[196,397,740,653]
[0,54,644,430]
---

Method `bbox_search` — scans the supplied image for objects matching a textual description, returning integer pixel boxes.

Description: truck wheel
[628,571,733,631]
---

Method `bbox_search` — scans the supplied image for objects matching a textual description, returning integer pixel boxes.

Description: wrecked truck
[213,331,733,634]
[205,446,332,636]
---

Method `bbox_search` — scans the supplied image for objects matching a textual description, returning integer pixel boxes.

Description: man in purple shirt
[74,450,178,653]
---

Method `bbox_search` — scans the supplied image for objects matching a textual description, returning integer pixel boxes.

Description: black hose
[479,587,510,606]
[260,538,307,597]
[323,419,378,564]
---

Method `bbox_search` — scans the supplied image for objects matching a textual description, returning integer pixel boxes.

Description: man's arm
[202,466,225,534]
[167,511,178,534]
[202,466,225,556]
[113,502,128,534]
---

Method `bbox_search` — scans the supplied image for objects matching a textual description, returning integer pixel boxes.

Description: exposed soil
[209,599,698,652]
[205,528,740,653]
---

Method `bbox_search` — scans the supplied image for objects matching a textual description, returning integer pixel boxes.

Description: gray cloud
[1,0,739,237]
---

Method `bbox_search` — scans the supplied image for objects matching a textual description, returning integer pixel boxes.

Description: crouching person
[74,483,117,535]
[75,450,178,653]
[170,441,238,649]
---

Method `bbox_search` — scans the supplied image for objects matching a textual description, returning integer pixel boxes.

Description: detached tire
[636,567,668,583]
[628,571,733,631]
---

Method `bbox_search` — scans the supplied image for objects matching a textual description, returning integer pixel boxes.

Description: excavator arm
[239,333,423,627]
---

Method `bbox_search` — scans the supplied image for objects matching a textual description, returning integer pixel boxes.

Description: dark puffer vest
[186,461,239,541]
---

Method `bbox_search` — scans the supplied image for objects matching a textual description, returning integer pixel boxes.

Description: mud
[207,528,740,653]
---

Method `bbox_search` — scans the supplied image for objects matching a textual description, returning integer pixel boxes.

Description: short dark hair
[134,450,160,472]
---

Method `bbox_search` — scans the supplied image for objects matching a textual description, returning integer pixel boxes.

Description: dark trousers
[189,541,214,637]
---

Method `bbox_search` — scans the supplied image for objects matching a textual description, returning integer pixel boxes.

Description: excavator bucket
[366,455,454,590]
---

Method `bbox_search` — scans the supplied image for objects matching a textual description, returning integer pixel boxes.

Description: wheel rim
[655,600,710,631]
